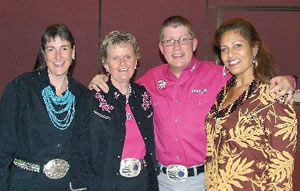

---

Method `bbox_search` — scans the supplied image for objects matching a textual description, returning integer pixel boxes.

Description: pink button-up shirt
[137,57,230,166]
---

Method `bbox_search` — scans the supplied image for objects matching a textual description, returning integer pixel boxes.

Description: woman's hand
[88,74,109,93]
[270,75,295,104]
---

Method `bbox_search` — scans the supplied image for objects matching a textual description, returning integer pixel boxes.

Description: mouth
[53,61,65,67]
[117,68,129,72]
[228,59,240,66]
[172,53,184,58]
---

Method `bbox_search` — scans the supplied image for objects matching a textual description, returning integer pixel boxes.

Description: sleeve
[264,101,297,190]
[0,82,20,190]
[136,72,148,86]
[69,90,91,189]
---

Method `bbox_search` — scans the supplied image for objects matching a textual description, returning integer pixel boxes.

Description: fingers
[284,91,294,105]
[274,88,287,100]
[88,74,109,93]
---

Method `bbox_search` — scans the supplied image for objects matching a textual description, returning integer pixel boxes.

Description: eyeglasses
[162,37,193,46]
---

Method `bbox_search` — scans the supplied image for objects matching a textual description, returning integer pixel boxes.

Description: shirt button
[175,138,178,142]
[57,144,61,148]
[150,152,153,155]
[116,172,119,175]
[138,122,141,125]
[144,137,148,140]
[177,82,180,86]
[175,119,178,123]
[175,100,178,104]
[199,101,201,105]
[176,156,180,160]
[117,155,121,159]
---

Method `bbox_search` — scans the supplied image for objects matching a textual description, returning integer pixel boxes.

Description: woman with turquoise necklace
[0,24,88,190]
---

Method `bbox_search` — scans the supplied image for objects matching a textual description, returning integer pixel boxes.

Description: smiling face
[220,30,258,79]
[45,36,75,80]
[159,25,197,77]
[104,43,137,87]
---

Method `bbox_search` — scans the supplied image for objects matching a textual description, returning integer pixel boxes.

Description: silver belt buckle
[43,159,70,179]
[166,164,188,182]
[119,158,142,178]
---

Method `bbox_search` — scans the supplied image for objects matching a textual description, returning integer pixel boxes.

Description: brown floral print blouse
[205,80,297,191]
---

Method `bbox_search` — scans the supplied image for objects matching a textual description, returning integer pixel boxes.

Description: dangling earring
[134,65,137,70]
[252,55,257,67]
[72,55,75,60]
[223,65,229,76]
[105,68,110,73]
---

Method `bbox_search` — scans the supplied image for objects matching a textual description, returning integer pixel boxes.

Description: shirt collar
[166,56,197,78]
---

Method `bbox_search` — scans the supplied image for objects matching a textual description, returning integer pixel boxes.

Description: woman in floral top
[205,18,297,191]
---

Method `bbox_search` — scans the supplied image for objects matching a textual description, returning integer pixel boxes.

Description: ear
[72,45,76,57]
[252,45,258,57]
[103,63,109,71]
[192,38,198,52]
[135,60,138,69]
[159,42,165,55]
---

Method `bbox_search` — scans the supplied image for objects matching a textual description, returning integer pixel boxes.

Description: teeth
[53,62,64,67]
[173,53,183,57]
[229,60,240,65]
[118,68,128,72]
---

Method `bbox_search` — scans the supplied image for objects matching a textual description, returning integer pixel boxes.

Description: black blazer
[72,80,159,191]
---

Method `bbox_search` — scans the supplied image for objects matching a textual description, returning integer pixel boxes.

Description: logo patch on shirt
[157,80,166,89]
[191,88,207,94]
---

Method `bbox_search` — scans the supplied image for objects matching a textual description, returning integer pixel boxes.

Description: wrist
[288,75,297,91]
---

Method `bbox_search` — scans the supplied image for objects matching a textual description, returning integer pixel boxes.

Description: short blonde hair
[159,16,195,42]
[101,31,140,64]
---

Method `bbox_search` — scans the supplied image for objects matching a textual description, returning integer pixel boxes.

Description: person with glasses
[88,16,295,191]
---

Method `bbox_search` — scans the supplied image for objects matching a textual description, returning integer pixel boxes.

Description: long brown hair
[33,24,75,72]
[214,18,277,83]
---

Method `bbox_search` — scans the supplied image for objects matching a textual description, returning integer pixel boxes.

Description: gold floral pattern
[205,83,297,191]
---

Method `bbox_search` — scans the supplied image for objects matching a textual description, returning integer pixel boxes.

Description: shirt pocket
[93,109,111,120]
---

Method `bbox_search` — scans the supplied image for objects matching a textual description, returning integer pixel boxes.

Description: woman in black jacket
[0,24,88,191]
[72,31,159,191]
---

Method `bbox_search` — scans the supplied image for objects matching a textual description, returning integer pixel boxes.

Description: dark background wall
[0,0,299,188]
[0,0,99,93]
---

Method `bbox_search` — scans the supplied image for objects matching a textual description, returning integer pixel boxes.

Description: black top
[71,79,159,191]
[0,69,88,190]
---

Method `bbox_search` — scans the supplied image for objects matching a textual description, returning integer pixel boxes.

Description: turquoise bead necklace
[42,85,75,130]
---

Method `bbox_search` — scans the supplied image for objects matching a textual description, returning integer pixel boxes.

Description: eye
[124,55,131,60]
[165,39,175,45]
[112,56,119,61]
[45,47,54,52]
[220,47,227,53]
[234,44,242,49]
[180,37,189,42]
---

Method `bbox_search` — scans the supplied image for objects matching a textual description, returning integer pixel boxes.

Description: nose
[173,40,181,49]
[55,50,62,60]
[120,58,125,65]
[227,48,234,58]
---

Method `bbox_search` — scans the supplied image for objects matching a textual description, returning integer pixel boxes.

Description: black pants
[118,167,149,191]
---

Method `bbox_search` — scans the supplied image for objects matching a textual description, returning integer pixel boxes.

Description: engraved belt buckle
[119,158,141,178]
[166,164,188,182]
[43,159,70,179]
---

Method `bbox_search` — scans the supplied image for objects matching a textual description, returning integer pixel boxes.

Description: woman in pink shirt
[72,31,159,191]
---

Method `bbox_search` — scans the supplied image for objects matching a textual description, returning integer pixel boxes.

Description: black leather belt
[161,165,204,177]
